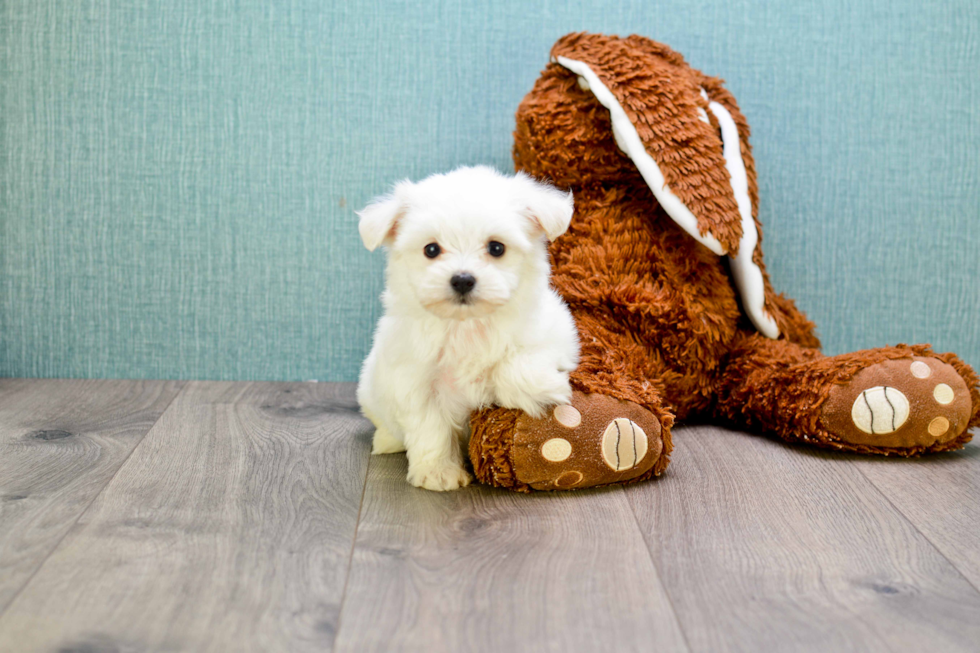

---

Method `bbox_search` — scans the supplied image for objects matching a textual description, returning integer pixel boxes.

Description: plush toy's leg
[469,321,674,491]
[469,391,668,491]
[715,334,980,454]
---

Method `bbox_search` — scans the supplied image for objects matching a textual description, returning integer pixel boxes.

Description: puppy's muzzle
[450,272,476,298]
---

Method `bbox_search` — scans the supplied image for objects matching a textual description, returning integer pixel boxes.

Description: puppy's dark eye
[487,241,506,257]
[423,243,441,259]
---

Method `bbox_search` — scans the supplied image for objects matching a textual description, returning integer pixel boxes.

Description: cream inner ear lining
[696,88,711,126]
[580,75,646,155]
[611,123,629,155]
[706,98,780,339]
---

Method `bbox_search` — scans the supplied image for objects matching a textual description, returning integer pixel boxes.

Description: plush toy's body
[469,33,980,491]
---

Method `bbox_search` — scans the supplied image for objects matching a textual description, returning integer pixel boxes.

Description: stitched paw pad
[821,357,972,449]
[511,392,664,490]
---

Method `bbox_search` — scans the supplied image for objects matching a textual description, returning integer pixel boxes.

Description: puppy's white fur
[357,166,579,491]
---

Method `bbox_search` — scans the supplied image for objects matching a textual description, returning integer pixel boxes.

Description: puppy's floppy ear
[515,173,574,241]
[357,181,412,251]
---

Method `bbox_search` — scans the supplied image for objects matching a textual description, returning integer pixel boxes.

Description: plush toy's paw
[508,391,666,490]
[820,356,973,449]
[407,459,472,491]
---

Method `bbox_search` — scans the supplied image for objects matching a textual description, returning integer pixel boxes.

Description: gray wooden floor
[1,380,979,652]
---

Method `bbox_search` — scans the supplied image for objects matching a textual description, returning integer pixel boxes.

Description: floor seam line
[0,380,188,620]
[620,483,695,653]
[330,443,373,651]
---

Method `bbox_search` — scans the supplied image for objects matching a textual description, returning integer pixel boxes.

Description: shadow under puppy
[357,166,580,491]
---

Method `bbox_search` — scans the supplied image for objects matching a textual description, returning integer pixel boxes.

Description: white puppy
[356,166,580,491]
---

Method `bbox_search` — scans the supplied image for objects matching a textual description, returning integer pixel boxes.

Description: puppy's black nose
[450,272,476,296]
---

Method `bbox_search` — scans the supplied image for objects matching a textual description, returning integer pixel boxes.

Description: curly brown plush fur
[468,33,979,491]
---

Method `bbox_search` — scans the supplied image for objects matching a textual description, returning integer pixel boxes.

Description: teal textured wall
[2,0,978,381]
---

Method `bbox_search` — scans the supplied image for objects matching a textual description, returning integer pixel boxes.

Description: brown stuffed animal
[468,33,980,492]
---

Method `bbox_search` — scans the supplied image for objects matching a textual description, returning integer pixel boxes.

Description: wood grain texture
[333,452,688,653]
[3,380,978,652]
[0,381,372,653]
[626,426,980,653]
[0,378,184,614]
[852,434,980,589]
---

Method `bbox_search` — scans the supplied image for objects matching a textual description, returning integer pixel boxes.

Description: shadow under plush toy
[468,32,980,491]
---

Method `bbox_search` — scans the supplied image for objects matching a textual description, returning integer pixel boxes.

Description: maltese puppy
[356,166,580,491]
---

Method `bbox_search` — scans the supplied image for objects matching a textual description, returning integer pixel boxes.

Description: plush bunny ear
[550,33,780,339]
[514,173,574,241]
[357,182,411,251]
[551,35,741,256]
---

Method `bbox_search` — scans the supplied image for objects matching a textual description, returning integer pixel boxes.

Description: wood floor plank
[0,378,184,614]
[626,426,980,653]
[0,381,371,653]
[852,435,980,589]
[334,452,688,653]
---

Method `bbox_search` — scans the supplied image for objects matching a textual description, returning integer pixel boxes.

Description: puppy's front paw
[407,460,472,491]
[371,426,406,454]
[498,374,573,419]
[536,378,574,412]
